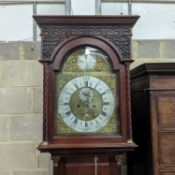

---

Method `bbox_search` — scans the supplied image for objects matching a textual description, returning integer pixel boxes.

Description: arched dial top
[62,46,111,72]
[55,46,119,135]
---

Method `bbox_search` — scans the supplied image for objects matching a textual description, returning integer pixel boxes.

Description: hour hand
[82,92,89,97]
[88,108,96,118]
[80,88,93,103]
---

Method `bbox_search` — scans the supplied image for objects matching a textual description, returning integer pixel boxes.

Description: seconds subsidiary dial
[58,76,114,133]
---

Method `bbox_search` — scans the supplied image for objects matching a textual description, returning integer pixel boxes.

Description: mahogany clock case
[33,15,139,175]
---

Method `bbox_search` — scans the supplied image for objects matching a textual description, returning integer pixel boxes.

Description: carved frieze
[41,25,132,60]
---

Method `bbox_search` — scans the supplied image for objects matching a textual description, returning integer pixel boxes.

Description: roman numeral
[103,102,110,105]
[84,76,89,87]
[59,102,69,106]
[95,120,101,128]
[60,113,65,117]
[74,118,78,124]
[66,92,72,95]
[94,82,99,88]
[65,111,71,116]
[83,127,88,132]
[63,102,69,105]
[73,81,79,89]
[101,91,107,96]
[101,111,107,117]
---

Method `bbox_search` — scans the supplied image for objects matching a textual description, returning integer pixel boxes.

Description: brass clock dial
[58,76,114,133]
[55,46,119,135]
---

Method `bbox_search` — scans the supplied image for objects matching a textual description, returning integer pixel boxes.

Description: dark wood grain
[160,172,175,175]
[128,63,175,175]
[33,15,139,175]
[33,15,139,26]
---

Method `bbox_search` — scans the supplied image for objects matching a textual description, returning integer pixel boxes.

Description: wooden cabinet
[128,63,175,175]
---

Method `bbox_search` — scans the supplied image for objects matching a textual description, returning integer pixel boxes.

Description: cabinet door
[151,92,175,175]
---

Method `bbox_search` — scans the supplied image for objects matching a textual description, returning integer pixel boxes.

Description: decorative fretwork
[41,25,132,60]
[42,36,65,59]
[42,25,131,36]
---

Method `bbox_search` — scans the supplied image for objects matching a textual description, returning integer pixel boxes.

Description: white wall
[101,2,128,15]
[0,3,65,42]
[37,3,65,15]
[71,0,96,15]
[0,4,33,41]
[1,1,175,41]
[101,2,175,40]
[132,3,175,39]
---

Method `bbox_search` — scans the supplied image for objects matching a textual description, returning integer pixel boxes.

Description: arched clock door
[34,16,139,175]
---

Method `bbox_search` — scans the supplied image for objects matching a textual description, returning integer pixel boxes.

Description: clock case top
[33,15,139,154]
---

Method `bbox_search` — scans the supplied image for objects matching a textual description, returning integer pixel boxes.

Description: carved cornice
[33,15,139,61]
[33,15,139,26]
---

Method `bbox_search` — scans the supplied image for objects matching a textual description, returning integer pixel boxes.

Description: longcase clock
[34,15,139,175]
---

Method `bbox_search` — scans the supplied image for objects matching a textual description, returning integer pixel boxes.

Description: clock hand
[88,108,96,118]
[81,92,90,105]
[82,92,88,97]
[86,87,93,107]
